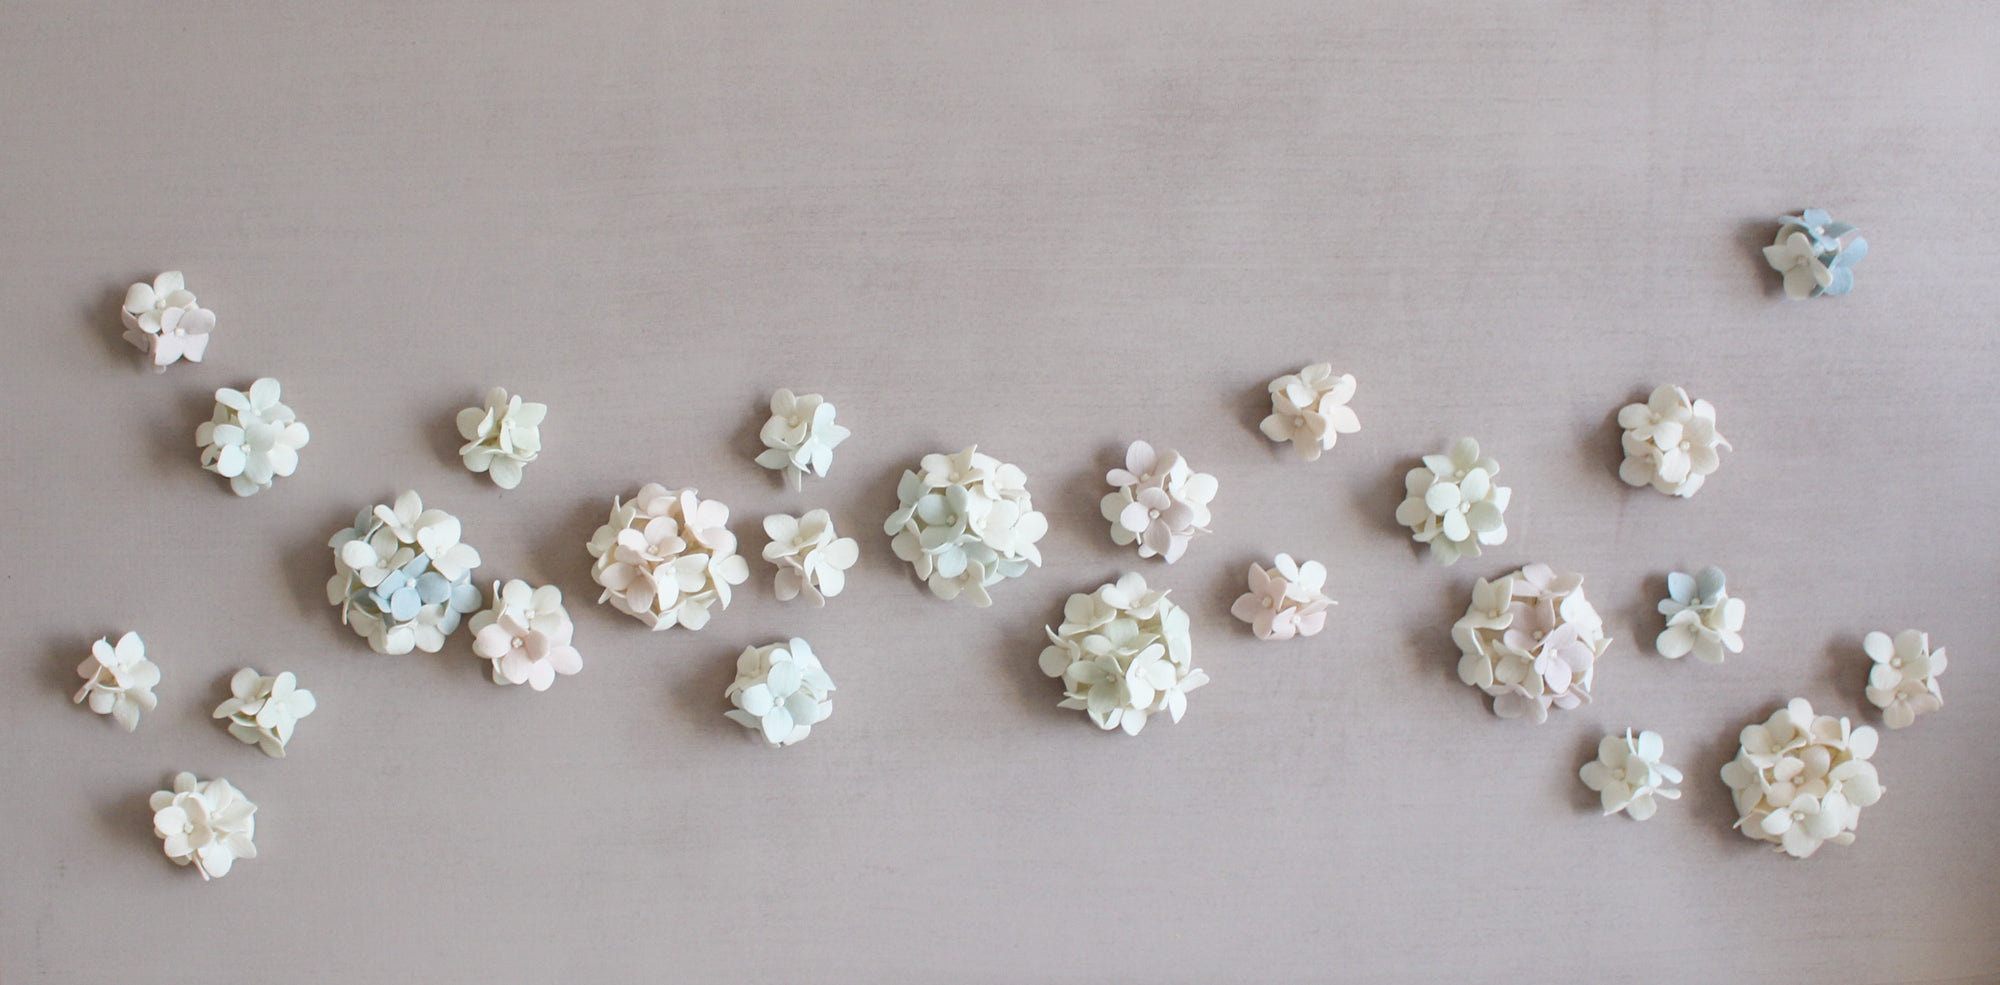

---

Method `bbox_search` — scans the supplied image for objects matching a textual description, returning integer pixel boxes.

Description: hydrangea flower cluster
[1099,440,1217,563]
[587,485,749,630]
[150,772,256,880]
[1452,564,1610,724]
[762,510,859,606]
[73,632,159,732]
[196,378,310,497]
[1230,553,1336,640]
[1258,362,1360,461]
[885,446,1048,606]
[1720,698,1884,858]
[724,638,835,747]
[1656,566,1746,663]
[1038,573,1207,736]
[1864,629,1946,729]
[755,388,851,491]
[121,271,213,371]
[471,580,583,690]
[1579,729,1682,820]
[1762,208,1866,299]
[456,387,546,489]
[1618,384,1730,498]
[327,491,484,655]
[1394,438,1511,565]
[212,669,317,758]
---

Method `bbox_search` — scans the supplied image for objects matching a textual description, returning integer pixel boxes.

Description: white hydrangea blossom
[1656,566,1746,663]
[150,772,256,880]
[1452,564,1610,724]
[471,580,583,690]
[1863,630,1946,729]
[212,668,317,758]
[885,446,1048,607]
[1579,729,1682,820]
[754,388,851,491]
[326,491,484,655]
[1038,573,1208,736]
[762,510,859,606]
[1258,362,1360,461]
[1099,440,1217,563]
[121,271,213,371]
[1394,437,1511,566]
[196,378,310,497]
[456,387,546,489]
[1229,553,1336,641]
[1720,698,1884,859]
[73,631,159,732]
[1617,384,1730,498]
[586,484,750,630]
[725,638,836,747]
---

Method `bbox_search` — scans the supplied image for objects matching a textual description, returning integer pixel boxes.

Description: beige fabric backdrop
[4,3,1997,982]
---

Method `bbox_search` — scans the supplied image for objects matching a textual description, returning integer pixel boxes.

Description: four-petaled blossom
[1453,563,1610,723]
[150,772,256,879]
[587,484,750,629]
[1258,362,1360,461]
[725,638,836,746]
[470,580,583,690]
[327,491,484,654]
[1762,208,1866,299]
[1618,384,1730,498]
[886,446,1047,606]
[755,389,852,491]
[1863,629,1946,729]
[1579,729,1683,820]
[121,271,214,371]
[456,387,546,489]
[1394,437,1510,565]
[74,631,159,732]
[196,378,310,497]
[1720,698,1883,858]
[1039,573,1208,735]
[762,510,860,606]
[1656,566,1746,663]
[1230,553,1336,640]
[212,668,317,758]
[1100,440,1218,563]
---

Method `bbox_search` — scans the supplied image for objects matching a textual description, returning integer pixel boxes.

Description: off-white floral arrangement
[725,638,835,746]
[121,271,213,371]
[1452,564,1610,723]
[1864,629,1946,729]
[1618,384,1730,498]
[1720,698,1883,858]
[196,378,310,497]
[1579,729,1682,820]
[1258,362,1359,461]
[762,510,859,606]
[327,491,484,654]
[74,632,159,732]
[150,772,256,879]
[1099,440,1217,563]
[1395,438,1510,566]
[1229,553,1335,640]
[755,388,851,491]
[456,387,546,490]
[213,669,317,758]
[471,580,583,690]
[1656,566,1746,663]
[587,485,749,630]
[1038,573,1207,735]
[885,446,1048,606]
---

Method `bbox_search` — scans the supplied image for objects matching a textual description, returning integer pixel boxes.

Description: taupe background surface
[4,3,1997,982]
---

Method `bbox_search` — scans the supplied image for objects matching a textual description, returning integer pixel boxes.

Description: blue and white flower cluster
[1762,208,1867,299]
[327,490,484,655]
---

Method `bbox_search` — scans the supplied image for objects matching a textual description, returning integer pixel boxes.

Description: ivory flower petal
[1617,385,1730,498]
[1395,438,1510,566]
[120,271,214,372]
[196,379,309,497]
[456,387,546,489]
[1580,729,1682,820]
[724,638,835,746]
[1720,698,1883,858]
[1041,573,1206,735]
[1258,362,1360,461]
[885,446,1045,606]
[1862,629,1946,729]
[1452,564,1609,723]
[587,485,747,629]
[1100,440,1217,563]
[74,632,160,732]
[754,388,851,491]
[149,772,256,879]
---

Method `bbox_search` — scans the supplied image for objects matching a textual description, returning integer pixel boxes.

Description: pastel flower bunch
[1618,384,1730,498]
[754,388,852,491]
[327,491,484,654]
[762,510,859,606]
[121,271,213,370]
[456,387,546,489]
[150,772,256,880]
[1452,564,1610,723]
[885,446,1048,606]
[587,485,749,630]
[725,638,836,747]
[1229,553,1335,640]
[1863,630,1946,729]
[1720,698,1884,858]
[471,580,583,690]
[1762,208,1866,299]
[1394,438,1511,565]
[196,378,310,497]
[1038,573,1207,735]
[1099,440,1218,563]
[1579,729,1682,820]
[1258,362,1360,461]
[1655,566,1746,663]
[73,632,159,732]
[212,669,317,758]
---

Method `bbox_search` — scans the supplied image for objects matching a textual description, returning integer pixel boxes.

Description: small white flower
[885,446,1047,606]
[73,631,159,732]
[456,387,546,489]
[1863,629,1946,729]
[1258,362,1359,461]
[150,772,257,879]
[754,388,852,491]
[326,491,485,654]
[471,580,583,690]
[212,668,317,758]
[587,485,749,629]
[1617,384,1730,498]
[1720,698,1883,858]
[724,638,836,746]
[1761,211,1864,299]
[195,378,310,497]
[1393,437,1510,566]
[1655,566,1746,663]
[1452,564,1609,723]
[1579,729,1683,820]
[120,271,214,371]
[1099,440,1218,563]
[1762,231,1832,299]
[1038,573,1207,735]
[762,510,859,606]
[1229,553,1336,640]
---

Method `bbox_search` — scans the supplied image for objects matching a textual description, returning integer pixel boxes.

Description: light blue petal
[1824,266,1854,295]
[415,572,451,605]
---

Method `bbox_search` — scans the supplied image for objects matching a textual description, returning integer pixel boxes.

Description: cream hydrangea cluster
[73,632,159,732]
[1864,630,1946,729]
[762,510,859,606]
[470,580,583,690]
[212,669,317,758]
[1721,698,1884,859]
[456,387,545,489]
[121,271,213,371]
[150,772,256,880]
[754,389,851,491]
[725,638,836,747]
[1617,384,1730,498]
[1099,440,1217,563]
[1394,438,1510,565]
[196,378,310,497]
[1258,362,1360,461]
[586,484,749,630]
[1579,729,1682,820]
[1452,564,1610,724]
[1229,553,1335,641]
[885,446,1048,606]
[327,491,485,655]
[1038,573,1207,736]
[1656,566,1746,663]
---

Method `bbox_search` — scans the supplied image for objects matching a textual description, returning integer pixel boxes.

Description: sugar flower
[1863,629,1946,729]
[73,631,159,732]
[212,668,317,758]
[1579,729,1682,820]
[1394,437,1510,565]
[1099,440,1218,563]
[1452,563,1610,723]
[456,387,546,489]
[1720,698,1883,858]
[326,490,484,654]
[762,510,859,606]
[1762,208,1866,299]
[1618,384,1730,498]
[120,270,213,371]
[150,772,256,879]
[195,378,310,497]
[470,580,583,690]
[1038,573,1207,735]
[1258,362,1360,461]
[724,638,835,746]
[1230,553,1336,640]
[885,446,1048,606]
[586,485,749,630]
[754,388,852,491]
[1655,566,1746,663]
